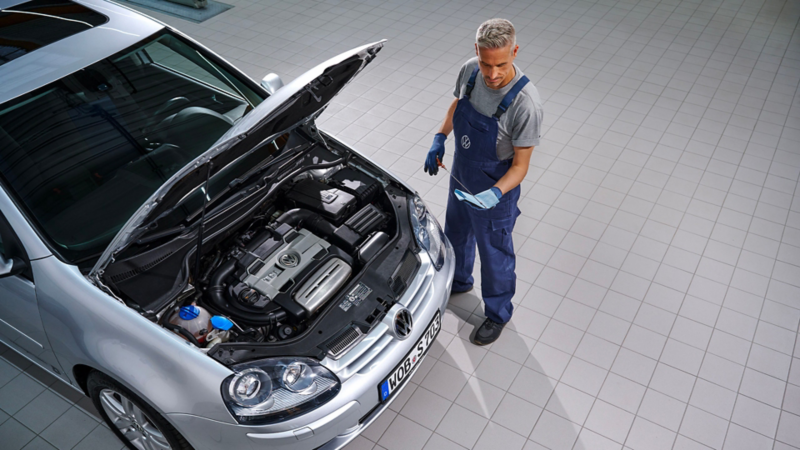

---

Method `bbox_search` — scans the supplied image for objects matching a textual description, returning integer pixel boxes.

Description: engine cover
[294,257,351,314]
[240,228,351,314]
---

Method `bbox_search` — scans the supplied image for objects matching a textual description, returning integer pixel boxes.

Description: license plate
[378,311,441,402]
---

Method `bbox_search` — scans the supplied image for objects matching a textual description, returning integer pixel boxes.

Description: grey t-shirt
[454,57,543,160]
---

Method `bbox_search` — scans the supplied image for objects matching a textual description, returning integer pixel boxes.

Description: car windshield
[0,30,265,264]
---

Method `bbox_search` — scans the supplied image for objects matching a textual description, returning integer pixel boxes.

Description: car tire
[87,371,194,450]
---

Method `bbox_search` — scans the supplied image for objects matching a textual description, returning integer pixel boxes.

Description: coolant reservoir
[169,305,212,344]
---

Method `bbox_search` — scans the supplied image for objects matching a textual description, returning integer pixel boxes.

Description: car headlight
[222,357,340,424]
[410,195,445,270]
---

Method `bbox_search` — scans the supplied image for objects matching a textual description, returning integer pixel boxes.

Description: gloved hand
[455,187,502,210]
[424,133,447,176]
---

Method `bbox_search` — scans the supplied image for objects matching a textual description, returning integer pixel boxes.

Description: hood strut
[190,162,213,306]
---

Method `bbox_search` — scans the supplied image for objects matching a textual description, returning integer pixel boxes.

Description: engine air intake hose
[276,208,335,236]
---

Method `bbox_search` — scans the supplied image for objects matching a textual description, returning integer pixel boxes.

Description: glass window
[142,35,263,108]
[0,0,108,67]
[0,31,265,265]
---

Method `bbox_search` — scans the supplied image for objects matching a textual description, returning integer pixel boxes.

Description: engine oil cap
[179,306,200,320]
[211,316,234,331]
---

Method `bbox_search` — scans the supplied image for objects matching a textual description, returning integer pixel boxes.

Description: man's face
[475,43,518,89]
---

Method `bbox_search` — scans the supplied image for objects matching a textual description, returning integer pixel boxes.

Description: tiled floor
[0,343,125,450]
[5,0,800,448]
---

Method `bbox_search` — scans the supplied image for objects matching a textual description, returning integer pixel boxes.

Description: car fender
[32,257,236,423]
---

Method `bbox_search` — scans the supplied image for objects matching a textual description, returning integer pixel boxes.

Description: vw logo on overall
[460,135,471,149]
[393,308,413,340]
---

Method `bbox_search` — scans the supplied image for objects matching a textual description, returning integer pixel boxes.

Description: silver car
[0,1,454,449]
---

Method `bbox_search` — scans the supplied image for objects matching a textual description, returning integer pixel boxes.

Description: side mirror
[0,254,25,279]
[260,73,284,95]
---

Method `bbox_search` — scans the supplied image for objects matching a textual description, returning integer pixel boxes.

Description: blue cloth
[454,187,502,210]
[444,67,528,324]
[424,133,447,175]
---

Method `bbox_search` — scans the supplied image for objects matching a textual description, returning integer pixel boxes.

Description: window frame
[139,36,261,108]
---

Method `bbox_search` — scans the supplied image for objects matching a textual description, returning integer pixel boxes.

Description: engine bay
[100,129,420,364]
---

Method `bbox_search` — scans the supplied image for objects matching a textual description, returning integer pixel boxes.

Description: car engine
[199,193,388,342]
[168,156,397,349]
[100,136,420,362]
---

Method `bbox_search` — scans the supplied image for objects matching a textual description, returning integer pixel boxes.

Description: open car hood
[89,40,385,278]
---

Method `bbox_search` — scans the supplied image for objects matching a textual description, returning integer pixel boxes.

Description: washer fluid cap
[179,306,200,320]
[211,316,234,331]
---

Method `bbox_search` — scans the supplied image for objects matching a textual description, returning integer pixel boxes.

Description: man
[424,18,543,345]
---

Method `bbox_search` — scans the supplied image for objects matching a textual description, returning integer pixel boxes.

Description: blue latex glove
[455,187,502,210]
[424,133,447,176]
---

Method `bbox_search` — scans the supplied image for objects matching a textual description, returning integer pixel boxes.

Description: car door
[0,210,63,374]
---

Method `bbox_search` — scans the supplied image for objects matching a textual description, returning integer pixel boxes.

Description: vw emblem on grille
[279,252,299,268]
[393,308,413,340]
[460,135,471,149]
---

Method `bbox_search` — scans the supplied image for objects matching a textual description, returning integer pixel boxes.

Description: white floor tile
[5,1,798,450]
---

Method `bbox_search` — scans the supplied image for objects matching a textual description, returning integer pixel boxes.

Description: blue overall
[445,67,529,324]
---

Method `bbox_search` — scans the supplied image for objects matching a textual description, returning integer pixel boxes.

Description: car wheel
[87,371,193,450]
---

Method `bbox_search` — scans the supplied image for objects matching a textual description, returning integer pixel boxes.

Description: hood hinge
[90,271,125,305]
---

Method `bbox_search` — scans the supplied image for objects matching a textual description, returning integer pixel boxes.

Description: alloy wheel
[99,388,172,450]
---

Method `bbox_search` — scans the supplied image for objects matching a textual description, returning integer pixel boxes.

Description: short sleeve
[453,63,467,98]
[510,94,543,148]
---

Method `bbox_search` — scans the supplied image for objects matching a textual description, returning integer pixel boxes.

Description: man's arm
[424,98,459,175]
[437,98,459,137]
[494,145,534,194]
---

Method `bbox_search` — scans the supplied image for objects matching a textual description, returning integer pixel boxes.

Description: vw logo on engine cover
[460,135,471,149]
[393,308,413,340]
[278,252,299,268]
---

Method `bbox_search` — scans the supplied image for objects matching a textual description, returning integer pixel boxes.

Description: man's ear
[513,45,519,57]
[475,43,479,57]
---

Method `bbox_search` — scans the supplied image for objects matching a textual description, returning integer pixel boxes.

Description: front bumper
[168,241,455,450]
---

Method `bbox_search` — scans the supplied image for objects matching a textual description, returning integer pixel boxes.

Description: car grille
[324,256,431,381]
[325,325,364,359]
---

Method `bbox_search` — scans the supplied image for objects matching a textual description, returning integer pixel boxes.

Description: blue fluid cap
[179,305,200,320]
[211,316,234,331]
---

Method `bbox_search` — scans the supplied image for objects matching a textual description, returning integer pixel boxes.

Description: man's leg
[474,214,517,323]
[444,190,476,292]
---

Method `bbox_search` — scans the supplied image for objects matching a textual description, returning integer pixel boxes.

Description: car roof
[0,0,164,106]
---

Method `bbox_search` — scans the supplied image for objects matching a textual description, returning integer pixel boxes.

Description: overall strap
[494,75,530,118]
[464,67,480,98]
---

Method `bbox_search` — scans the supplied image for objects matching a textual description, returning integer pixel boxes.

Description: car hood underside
[90,40,385,278]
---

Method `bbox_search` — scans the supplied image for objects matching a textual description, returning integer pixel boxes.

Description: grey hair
[476,18,516,50]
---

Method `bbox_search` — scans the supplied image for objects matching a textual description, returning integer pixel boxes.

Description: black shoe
[451,285,474,295]
[471,318,506,346]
